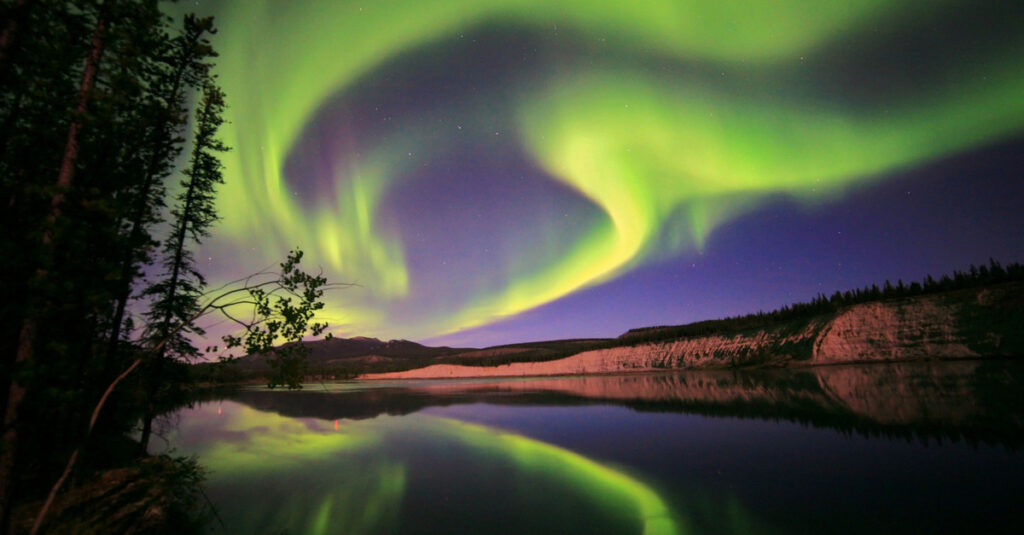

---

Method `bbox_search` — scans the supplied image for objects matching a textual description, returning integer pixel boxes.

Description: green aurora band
[206,0,1024,339]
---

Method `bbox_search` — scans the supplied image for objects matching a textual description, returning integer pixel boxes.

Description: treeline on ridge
[621,259,1024,345]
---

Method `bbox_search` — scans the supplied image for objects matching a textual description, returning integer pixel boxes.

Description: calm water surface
[160,360,1024,534]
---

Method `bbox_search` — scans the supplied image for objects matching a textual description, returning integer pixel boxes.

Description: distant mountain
[218,335,615,379]
[231,336,473,371]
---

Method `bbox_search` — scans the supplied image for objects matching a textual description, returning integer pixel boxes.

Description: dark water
[161,360,1024,534]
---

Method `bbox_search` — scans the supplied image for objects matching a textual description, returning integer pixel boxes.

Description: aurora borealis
[190,0,1024,347]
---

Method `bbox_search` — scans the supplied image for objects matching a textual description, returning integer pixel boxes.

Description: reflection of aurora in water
[185,0,1024,343]
[428,418,679,535]
[165,373,1024,534]
[168,401,683,534]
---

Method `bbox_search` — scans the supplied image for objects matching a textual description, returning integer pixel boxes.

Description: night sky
[186,0,1024,348]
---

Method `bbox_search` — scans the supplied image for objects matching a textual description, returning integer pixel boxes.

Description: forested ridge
[620,259,1024,345]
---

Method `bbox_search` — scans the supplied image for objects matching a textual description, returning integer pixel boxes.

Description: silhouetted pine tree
[0,3,226,526]
[103,15,219,372]
[140,82,228,452]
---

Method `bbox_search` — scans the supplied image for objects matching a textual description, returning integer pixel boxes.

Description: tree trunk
[0,0,31,70]
[0,15,106,531]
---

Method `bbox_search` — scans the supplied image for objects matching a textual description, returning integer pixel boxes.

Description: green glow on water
[179,402,684,533]
[196,405,379,477]
[304,462,407,535]
[427,417,681,535]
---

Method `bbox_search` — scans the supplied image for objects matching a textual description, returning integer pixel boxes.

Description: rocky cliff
[362,282,1024,380]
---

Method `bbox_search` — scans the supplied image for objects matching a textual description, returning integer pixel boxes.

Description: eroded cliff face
[361,324,824,380]
[362,283,1023,380]
[812,299,971,364]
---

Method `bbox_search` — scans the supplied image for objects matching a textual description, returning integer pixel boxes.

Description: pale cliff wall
[362,283,1023,380]
[812,300,969,364]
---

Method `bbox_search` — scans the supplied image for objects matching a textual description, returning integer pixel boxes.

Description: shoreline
[358,354,1018,382]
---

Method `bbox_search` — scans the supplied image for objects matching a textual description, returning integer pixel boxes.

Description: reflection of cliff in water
[231,360,1024,449]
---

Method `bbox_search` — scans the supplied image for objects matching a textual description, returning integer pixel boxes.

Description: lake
[159,360,1024,534]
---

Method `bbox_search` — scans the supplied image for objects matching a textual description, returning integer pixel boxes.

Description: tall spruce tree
[0,3,223,526]
[103,15,218,373]
[0,4,339,527]
[139,81,228,451]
